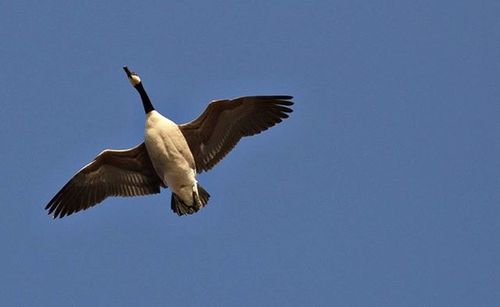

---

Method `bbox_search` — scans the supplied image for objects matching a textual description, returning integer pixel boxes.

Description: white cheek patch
[129,75,141,86]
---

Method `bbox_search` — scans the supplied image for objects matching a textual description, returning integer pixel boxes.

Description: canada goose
[45,66,293,218]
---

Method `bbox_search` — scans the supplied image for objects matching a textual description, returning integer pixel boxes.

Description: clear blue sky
[1,1,499,306]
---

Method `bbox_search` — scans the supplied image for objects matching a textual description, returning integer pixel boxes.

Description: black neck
[135,83,155,114]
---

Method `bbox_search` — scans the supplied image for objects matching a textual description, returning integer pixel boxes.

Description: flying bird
[45,67,293,218]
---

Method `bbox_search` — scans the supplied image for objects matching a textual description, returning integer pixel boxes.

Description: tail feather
[197,184,210,207]
[171,184,211,216]
[171,193,195,216]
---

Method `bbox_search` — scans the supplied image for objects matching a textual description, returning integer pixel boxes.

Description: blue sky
[1,1,499,306]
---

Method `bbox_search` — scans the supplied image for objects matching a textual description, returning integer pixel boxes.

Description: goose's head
[123,66,155,113]
[123,66,141,87]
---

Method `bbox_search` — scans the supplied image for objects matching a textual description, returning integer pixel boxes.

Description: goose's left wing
[179,96,293,173]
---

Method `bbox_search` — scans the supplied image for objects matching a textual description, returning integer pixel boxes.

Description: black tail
[171,184,211,216]
[197,184,210,207]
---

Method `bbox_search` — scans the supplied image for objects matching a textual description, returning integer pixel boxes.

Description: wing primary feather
[178,95,294,173]
[45,143,163,218]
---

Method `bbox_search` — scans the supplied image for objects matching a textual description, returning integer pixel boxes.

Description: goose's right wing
[45,143,164,218]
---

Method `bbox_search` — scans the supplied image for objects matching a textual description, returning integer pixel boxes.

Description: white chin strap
[129,75,141,86]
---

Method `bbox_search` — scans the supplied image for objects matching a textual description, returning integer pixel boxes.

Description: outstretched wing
[179,96,293,173]
[45,143,164,218]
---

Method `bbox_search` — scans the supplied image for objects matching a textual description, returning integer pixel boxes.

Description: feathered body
[45,66,293,218]
[145,110,198,206]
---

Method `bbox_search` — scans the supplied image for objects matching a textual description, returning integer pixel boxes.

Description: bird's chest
[144,112,196,187]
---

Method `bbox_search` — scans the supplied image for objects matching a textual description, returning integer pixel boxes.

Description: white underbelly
[144,111,197,201]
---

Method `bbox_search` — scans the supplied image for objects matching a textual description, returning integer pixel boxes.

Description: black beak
[123,66,132,78]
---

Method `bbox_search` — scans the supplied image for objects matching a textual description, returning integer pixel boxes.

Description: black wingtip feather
[259,95,293,100]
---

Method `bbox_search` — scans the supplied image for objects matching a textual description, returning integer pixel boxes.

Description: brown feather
[45,143,164,218]
[179,96,293,173]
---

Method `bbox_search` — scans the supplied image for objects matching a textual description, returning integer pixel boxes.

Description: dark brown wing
[179,96,293,173]
[45,143,164,218]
